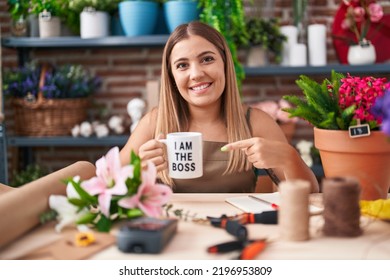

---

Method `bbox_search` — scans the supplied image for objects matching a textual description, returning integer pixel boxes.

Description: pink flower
[118,161,172,217]
[251,100,279,120]
[342,0,384,44]
[81,147,133,217]
[339,74,389,125]
[368,3,384,22]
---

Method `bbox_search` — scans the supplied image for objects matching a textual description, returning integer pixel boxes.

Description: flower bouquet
[283,71,390,200]
[47,147,172,232]
[332,0,387,64]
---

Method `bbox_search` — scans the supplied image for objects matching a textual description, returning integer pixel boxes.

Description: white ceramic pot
[246,46,268,67]
[347,41,376,65]
[80,8,109,39]
[39,11,61,38]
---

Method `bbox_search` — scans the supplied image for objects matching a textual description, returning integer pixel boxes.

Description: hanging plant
[198,0,249,91]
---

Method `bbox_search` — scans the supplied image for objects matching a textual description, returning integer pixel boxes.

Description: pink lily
[81,147,133,217]
[118,161,172,217]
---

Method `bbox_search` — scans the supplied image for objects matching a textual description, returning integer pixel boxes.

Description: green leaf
[127,208,143,219]
[68,197,89,208]
[130,150,141,180]
[96,215,112,232]
[282,70,350,130]
[76,212,97,225]
[69,179,97,205]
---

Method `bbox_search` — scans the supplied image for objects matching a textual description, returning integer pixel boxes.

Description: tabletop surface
[0,193,389,260]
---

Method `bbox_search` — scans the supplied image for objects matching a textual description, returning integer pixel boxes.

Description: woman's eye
[176,63,188,69]
[203,56,215,63]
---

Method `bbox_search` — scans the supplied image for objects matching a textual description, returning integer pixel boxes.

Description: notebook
[225,192,323,214]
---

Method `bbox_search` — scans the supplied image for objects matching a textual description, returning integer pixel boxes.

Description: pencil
[248,195,279,210]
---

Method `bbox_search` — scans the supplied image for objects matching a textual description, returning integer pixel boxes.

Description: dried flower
[2,62,101,100]
[250,99,298,124]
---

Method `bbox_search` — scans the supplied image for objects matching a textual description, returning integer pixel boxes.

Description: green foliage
[67,0,121,14]
[30,0,61,17]
[7,0,29,20]
[198,0,249,90]
[245,17,286,64]
[282,70,355,130]
[10,164,48,187]
[293,0,307,28]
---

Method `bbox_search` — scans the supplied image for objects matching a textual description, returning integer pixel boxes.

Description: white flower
[94,123,109,138]
[108,115,124,134]
[296,140,313,167]
[49,195,88,233]
[71,124,80,137]
[80,121,93,137]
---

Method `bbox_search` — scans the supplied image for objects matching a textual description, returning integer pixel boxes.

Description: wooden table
[1,194,389,260]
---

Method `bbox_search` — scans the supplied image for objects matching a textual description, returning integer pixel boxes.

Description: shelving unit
[1,35,390,184]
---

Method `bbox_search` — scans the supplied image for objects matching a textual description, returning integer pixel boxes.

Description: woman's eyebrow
[172,51,216,65]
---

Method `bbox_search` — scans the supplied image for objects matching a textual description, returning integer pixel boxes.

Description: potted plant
[198,0,248,90]
[67,0,121,38]
[119,0,160,37]
[30,0,62,37]
[282,71,390,200]
[332,0,385,65]
[162,0,200,33]
[3,62,102,136]
[244,17,286,66]
[7,0,30,36]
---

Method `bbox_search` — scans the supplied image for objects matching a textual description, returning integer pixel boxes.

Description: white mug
[160,132,203,179]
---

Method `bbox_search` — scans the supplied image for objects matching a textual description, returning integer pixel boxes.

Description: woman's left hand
[221,137,293,170]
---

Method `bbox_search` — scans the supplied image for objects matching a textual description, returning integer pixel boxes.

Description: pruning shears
[202,211,276,259]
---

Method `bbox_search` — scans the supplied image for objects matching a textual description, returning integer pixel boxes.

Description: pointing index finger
[221,139,255,152]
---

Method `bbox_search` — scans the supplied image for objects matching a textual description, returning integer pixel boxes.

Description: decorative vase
[11,17,28,37]
[246,46,268,67]
[119,1,158,37]
[28,15,39,37]
[314,127,390,200]
[38,11,61,38]
[347,41,376,65]
[80,8,109,39]
[163,0,200,33]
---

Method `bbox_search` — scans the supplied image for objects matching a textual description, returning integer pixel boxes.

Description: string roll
[279,179,311,241]
[322,177,362,237]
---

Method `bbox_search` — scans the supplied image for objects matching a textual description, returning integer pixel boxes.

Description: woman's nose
[189,64,204,80]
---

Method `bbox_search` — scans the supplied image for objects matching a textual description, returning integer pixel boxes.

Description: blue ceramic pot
[164,1,200,33]
[119,1,159,36]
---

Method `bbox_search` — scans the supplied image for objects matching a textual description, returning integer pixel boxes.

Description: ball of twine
[322,176,362,237]
[279,179,311,241]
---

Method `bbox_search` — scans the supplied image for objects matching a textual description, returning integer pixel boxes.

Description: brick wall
[1,0,390,179]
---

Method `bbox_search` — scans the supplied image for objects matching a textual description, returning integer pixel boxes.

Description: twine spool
[322,177,362,237]
[279,179,311,241]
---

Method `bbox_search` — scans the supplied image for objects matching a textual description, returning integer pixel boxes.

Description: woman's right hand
[138,134,167,172]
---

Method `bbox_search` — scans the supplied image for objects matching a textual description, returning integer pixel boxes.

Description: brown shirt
[172,141,256,193]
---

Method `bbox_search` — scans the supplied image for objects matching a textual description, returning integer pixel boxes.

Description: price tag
[349,123,371,138]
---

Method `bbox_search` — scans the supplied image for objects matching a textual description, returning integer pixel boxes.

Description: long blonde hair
[155,21,252,186]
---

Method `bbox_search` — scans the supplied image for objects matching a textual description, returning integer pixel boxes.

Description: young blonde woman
[120,21,319,193]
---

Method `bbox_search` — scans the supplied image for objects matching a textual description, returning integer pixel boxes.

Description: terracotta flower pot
[314,127,390,200]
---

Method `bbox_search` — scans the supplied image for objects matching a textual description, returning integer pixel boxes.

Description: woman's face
[170,35,225,108]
